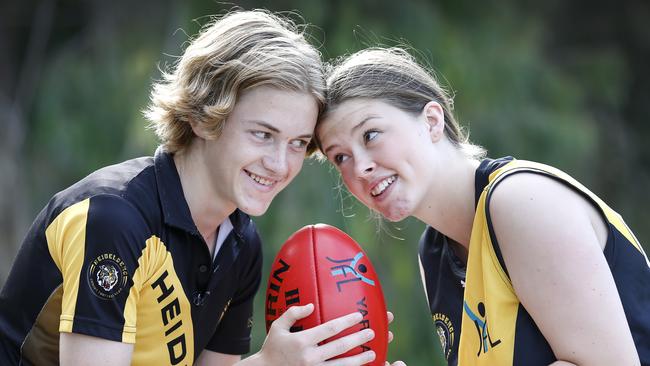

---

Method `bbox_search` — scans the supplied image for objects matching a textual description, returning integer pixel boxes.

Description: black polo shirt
[0,147,262,366]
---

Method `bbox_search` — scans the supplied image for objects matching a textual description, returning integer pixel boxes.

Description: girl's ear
[422,101,445,142]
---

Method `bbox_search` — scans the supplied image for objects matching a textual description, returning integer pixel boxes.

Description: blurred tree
[1,0,59,284]
[542,0,650,245]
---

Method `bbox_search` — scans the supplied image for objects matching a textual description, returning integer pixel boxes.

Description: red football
[265,224,388,365]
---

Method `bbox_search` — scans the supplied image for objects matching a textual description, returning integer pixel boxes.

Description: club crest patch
[88,253,128,299]
[433,312,455,360]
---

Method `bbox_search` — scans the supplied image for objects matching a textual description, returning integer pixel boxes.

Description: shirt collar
[153,146,250,237]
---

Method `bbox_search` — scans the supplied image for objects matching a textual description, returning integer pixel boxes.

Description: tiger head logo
[437,324,447,352]
[433,313,454,359]
[97,264,119,291]
[88,253,128,300]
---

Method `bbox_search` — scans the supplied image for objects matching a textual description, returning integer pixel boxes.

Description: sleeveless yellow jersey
[420,157,650,365]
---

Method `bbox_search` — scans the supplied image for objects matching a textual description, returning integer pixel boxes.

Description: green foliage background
[2,0,649,365]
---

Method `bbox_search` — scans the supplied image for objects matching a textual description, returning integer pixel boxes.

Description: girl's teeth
[371,176,396,196]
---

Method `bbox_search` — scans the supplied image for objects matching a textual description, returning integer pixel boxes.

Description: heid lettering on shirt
[151,270,187,365]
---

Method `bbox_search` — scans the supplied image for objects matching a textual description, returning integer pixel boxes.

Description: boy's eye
[363,130,379,143]
[333,154,349,165]
[253,131,271,140]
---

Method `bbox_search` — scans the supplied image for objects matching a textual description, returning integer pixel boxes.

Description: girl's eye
[363,130,379,144]
[252,131,272,140]
[333,154,349,165]
[290,139,309,149]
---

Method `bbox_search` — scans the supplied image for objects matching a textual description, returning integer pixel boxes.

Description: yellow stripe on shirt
[44,198,90,333]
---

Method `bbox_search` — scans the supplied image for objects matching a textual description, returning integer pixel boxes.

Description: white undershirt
[213,217,233,261]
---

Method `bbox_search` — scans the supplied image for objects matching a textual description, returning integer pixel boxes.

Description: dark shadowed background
[2,0,649,364]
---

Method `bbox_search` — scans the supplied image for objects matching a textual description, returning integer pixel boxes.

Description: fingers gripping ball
[265,224,388,364]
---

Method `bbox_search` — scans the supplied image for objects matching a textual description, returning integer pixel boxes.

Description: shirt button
[199,264,208,273]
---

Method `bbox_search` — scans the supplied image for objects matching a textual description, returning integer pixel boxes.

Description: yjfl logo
[326,252,375,292]
[463,301,501,356]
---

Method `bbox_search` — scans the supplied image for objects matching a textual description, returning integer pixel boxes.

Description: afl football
[265,224,388,364]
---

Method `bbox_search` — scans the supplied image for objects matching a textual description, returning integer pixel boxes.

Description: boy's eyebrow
[323,115,377,155]
[248,120,280,133]
[249,120,313,139]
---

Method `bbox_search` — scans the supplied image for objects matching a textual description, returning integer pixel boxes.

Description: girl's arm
[490,173,640,366]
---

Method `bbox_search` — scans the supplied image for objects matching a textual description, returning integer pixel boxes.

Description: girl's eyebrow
[351,116,373,133]
[323,115,379,155]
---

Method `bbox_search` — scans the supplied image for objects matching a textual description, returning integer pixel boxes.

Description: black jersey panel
[512,304,555,366]
[206,218,262,355]
[419,226,465,366]
[609,226,650,364]
[0,209,62,365]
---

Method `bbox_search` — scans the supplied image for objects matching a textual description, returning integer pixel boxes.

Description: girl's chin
[382,212,410,222]
[378,203,412,222]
